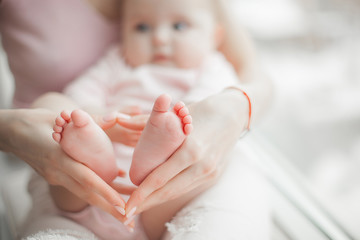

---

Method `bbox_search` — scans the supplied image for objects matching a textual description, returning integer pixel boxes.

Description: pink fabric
[65,46,239,113]
[62,206,148,240]
[0,0,119,108]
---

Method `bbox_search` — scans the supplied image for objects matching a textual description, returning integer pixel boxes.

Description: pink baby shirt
[65,46,239,113]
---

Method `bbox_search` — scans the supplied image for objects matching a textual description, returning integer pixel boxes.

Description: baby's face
[121,0,220,68]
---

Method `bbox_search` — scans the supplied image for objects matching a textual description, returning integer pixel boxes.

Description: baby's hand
[110,114,149,146]
[95,105,142,130]
[99,112,146,147]
[107,125,142,147]
[116,114,149,132]
[100,111,149,131]
[118,105,142,116]
[89,112,139,147]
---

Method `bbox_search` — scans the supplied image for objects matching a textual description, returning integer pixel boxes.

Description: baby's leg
[53,109,118,184]
[130,94,192,186]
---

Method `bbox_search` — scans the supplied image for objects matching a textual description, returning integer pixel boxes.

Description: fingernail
[126,226,134,233]
[103,112,117,122]
[116,113,131,119]
[126,207,137,218]
[115,206,126,215]
[124,215,135,226]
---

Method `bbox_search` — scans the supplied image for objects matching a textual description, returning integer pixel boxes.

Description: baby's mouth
[153,54,170,63]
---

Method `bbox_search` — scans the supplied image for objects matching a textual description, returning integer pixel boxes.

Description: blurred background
[230,0,360,238]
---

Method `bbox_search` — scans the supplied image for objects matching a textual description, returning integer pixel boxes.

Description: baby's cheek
[174,35,214,68]
[124,46,152,67]
[175,48,207,69]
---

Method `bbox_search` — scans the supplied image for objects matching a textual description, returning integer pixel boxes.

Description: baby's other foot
[130,94,192,186]
[52,109,118,183]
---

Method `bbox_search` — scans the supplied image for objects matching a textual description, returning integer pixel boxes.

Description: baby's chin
[127,58,202,69]
[127,59,175,68]
[151,60,176,68]
[151,60,203,69]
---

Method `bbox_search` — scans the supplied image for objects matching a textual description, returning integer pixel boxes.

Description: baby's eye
[173,22,188,31]
[135,23,150,32]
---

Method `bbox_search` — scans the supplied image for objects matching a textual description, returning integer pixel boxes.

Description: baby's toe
[60,111,71,122]
[184,124,193,135]
[178,107,189,118]
[183,115,192,124]
[55,116,66,127]
[52,132,62,142]
[71,109,91,128]
[174,101,185,112]
[53,125,63,133]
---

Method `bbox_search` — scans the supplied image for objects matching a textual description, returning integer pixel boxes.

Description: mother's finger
[60,172,127,222]
[137,161,220,213]
[63,159,127,212]
[125,140,202,214]
[110,181,137,196]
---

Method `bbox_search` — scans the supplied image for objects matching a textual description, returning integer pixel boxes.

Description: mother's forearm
[218,0,273,126]
[0,108,54,157]
[0,92,79,156]
[0,108,17,152]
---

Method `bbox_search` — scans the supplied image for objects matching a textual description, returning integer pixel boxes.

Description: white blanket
[25,229,98,240]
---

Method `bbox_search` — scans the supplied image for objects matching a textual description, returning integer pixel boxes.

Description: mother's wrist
[0,108,30,152]
[221,87,252,137]
[0,109,16,152]
[226,86,251,135]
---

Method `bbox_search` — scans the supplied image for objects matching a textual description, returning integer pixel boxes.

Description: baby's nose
[152,28,170,46]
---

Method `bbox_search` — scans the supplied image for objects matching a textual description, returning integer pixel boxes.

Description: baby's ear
[214,24,225,49]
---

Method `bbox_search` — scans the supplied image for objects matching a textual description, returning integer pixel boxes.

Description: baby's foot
[52,109,118,183]
[130,94,193,186]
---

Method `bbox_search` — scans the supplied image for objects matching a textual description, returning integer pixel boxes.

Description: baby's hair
[118,0,225,22]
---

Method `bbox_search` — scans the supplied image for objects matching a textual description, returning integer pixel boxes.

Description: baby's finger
[117,114,149,131]
[119,128,142,147]
[92,112,117,130]
[119,106,142,116]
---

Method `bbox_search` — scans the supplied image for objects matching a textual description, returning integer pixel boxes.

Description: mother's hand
[2,108,134,222]
[125,90,249,215]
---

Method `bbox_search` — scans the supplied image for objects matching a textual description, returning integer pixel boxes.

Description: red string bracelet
[227,86,252,135]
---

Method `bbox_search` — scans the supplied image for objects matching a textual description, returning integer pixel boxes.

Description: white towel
[24,229,98,240]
